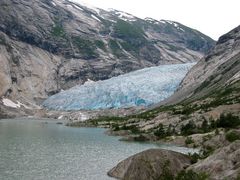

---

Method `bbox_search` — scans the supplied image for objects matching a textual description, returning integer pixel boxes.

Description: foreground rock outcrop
[108,149,191,180]
[190,140,240,180]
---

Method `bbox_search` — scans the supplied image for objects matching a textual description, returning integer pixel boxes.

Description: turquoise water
[0,119,197,180]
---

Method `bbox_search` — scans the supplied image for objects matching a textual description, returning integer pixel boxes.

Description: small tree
[217,113,240,128]
[154,124,166,138]
[201,118,209,133]
[181,120,197,135]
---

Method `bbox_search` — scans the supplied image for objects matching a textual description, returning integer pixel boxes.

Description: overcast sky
[70,0,240,40]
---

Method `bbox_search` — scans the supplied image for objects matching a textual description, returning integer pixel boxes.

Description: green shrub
[175,169,209,180]
[158,161,209,180]
[225,131,240,142]
[129,125,141,134]
[114,19,145,40]
[189,153,201,164]
[158,160,174,180]
[215,128,220,135]
[216,113,240,128]
[201,145,215,158]
[185,137,194,145]
[201,119,210,133]
[181,120,197,135]
[108,39,124,58]
[73,36,97,59]
[154,124,166,138]
[166,124,176,136]
[112,124,120,131]
[95,40,106,51]
[52,24,65,37]
[120,124,140,134]
[0,36,6,45]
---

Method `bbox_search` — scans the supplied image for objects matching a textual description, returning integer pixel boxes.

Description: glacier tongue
[43,63,195,110]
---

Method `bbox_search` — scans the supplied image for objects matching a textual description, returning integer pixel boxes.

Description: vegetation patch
[185,137,194,145]
[114,20,145,40]
[158,160,209,180]
[51,24,65,37]
[154,123,176,139]
[201,145,215,158]
[95,40,106,51]
[0,36,6,45]
[73,36,98,59]
[175,169,209,180]
[216,113,240,128]
[225,131,240,142]
[118,124,141,134]
[189,153,201,164]
[113,20,147,55]
[180,117,216,136]
[108,39,124,58]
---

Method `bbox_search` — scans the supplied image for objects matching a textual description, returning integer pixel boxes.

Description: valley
[0,0,239,180]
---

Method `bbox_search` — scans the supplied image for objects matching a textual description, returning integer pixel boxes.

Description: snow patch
[58,115,64,120]
[51,1,56,6]
[2,98,20,108]
[73,4,83,11]
[84,79,95,85]
[145,17,159,24]
[176,26,185,32]
[165,20,173,24]
[115,11,136,21]
[91,14,101,22]
[79,113,88,121]
[159,20,166,24]
[173,22,178,27]
[2,98,31,109]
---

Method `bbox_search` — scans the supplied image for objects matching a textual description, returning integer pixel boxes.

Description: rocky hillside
[0,0,214,106]
[163,25,240,105]
[31,25,239,179]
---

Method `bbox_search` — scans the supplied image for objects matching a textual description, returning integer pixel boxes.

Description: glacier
[43,63,195,110]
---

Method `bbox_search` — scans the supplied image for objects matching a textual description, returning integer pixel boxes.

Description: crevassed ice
[43,63,195,110]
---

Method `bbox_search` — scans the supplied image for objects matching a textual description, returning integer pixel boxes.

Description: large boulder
[108,148,191,180]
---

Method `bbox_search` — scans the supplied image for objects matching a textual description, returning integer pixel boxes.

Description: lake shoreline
[0,118,199,180]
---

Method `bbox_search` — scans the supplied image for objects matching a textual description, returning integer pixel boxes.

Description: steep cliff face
[164,25,240,104]
[0,0,214,105]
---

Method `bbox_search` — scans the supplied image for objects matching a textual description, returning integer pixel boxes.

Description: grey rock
[162,25,240,105]
[108,148,190,180]
[190,140,240,180]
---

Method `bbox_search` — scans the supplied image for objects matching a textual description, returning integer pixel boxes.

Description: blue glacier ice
[43,63,195,110]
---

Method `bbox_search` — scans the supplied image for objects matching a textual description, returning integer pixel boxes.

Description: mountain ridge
[0,0,214,107]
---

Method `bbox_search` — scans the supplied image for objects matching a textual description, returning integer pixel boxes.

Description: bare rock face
[163,25,240,105]
[0,0,214,106]
[108,149,191,180]
[190,140,240,180]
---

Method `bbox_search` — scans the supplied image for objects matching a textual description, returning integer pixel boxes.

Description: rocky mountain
[0,0,214,106]
[97,25,240,180]
[163,25,240,105]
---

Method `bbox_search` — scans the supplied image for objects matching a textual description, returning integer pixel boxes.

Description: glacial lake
[0,118,197,180]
